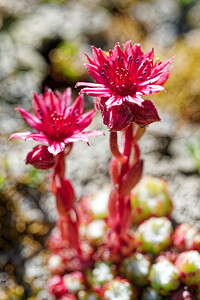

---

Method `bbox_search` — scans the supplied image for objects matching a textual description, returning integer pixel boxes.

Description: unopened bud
[26,145,56,169]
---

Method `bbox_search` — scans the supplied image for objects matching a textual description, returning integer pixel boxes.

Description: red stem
[120,124,133,180]
[110,132,127,163]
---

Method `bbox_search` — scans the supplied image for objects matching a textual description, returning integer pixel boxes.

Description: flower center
[38,108,80,142]
[100,55,149,96]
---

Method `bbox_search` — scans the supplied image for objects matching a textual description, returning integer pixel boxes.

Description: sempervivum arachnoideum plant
[135,217,173,255]
[120,252,151,287]
[149,260,181,296]
[130,176,173,224]
[13,41,200,300]
[102,277,138,300]
[173,223,200,252]
[175,250,200,287]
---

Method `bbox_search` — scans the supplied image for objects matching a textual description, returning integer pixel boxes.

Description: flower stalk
[106,124,144,259]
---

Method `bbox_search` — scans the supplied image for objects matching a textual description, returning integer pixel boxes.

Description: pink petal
[153,57,175,74]
[16,108,42,131]
[125,95,144,106]
[154,67,173,85]
[76,82,105,88]
[105,95,125,107]
[25,133,49,144]
[71,95,84,117]
[123,40,132,55]
[10,131,49,144]
[138,70,167,86]
[32,92,48,118]
[85,53,95,65]
[77,109,96,131]
[86,65,108,84]
[60,87,72,108]
[138,85,165,95]
[10,131,33,140]
[64,130,103,144]
[48,141,66,156]
[79,87,112,98]
[44,88,59,113]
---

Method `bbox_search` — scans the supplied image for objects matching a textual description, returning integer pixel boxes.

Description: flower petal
[32,92,48,118]
[138,85,165,95]
[64,130,103,144]
[44,88,60,113]
[79,87,112,98]
[10,131,33,140]
[77,109,96,131]
[16,108,42,131]
[25,133,49,144]
[105,95,125,107]
[48,141,66,156]
[70,95,84,117]
[60,87,72,108]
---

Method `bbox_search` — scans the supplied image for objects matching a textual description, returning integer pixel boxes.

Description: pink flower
[10,88,102,156]
[76,41,173,130]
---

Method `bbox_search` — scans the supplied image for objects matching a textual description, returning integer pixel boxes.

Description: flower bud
[26,145,56,169]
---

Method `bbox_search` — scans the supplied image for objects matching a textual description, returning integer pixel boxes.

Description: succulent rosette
[47,253,66,275]
[10,88,102,157]
[63,271,86,294]
[77,41,173,131]
[131,176,173,224]
[175,250,200,286]
[155,251,178,264]
[173,223,200,252]
[120,252,151,286]
[48,275,68,297]
[149,260,181,296]
[135,217,173,255]
[141,287,164,300]
[80,219,108,247]
[103,277,138,300]
[79,187,110,221]
[87,261,115,291]
[78,290,100,300]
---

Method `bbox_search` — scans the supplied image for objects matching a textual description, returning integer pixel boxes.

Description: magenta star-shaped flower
[76,41,173,131]
[10,88,102,156]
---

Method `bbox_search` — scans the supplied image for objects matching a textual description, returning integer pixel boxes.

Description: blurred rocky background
[0,0,200,299]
